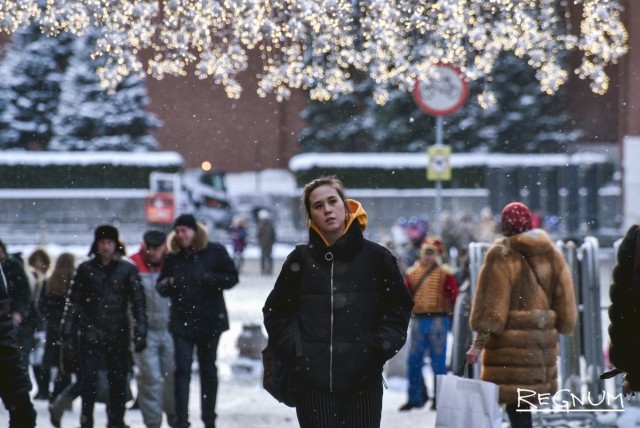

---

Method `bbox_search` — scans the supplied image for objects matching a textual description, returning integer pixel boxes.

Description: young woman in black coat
[263,176,413,428]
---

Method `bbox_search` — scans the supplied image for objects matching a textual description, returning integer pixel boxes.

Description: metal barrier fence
[454,237,621,427]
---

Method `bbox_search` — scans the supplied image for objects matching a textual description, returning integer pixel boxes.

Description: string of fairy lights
[0,0,629,103]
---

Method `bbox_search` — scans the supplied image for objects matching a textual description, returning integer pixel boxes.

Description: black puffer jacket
[1,255,31,319]
[263,201,413,392]
[607,224,640,389]
[0,263,32,395]
[62,257,147,347]
[157,223,239,339]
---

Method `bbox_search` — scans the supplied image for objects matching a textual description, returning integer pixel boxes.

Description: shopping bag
[435,374,502,428]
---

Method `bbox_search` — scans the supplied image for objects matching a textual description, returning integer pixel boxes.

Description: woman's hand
[466,346,481,364]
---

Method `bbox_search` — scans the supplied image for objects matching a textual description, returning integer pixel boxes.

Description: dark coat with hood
[469,229,577,404]
[606,224,640,390]
[263,200,413,392]
[157,222,239,339]
[61,254,147,349]
[0,263,32,395]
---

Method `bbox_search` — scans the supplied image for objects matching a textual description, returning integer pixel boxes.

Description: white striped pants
[295,377,383,428]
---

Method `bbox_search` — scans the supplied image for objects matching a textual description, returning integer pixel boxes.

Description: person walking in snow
[257,209,276,275]
[61,225,147,428]
[38,252,76,425]
[602,223,640,395]
[157,214,238,428]
[263,175,413,428]
[466,202,577,428]
[0,261,36,428]
[229,214,248,274]
[130,230,176,428]
[399,236,459,411]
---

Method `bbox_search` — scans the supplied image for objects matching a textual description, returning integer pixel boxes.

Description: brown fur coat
[469,229,577,404]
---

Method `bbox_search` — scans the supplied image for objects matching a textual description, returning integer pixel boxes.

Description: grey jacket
[131,249,170,331]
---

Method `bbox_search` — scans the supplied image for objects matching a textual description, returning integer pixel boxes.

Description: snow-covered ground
[1,252,637,427]
[0,256,439,428]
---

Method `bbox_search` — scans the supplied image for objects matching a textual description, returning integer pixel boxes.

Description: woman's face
[308,184,347,240]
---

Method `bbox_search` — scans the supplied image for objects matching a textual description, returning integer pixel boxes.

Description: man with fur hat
[61,224,147,428]
[400,236,459,411]
[466,202,577,428]
[156,214,238,428]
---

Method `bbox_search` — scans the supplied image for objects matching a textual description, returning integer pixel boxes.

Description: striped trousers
[295,377,383,428]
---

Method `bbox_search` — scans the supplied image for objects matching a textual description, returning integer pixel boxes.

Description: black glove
[134,337,146,353]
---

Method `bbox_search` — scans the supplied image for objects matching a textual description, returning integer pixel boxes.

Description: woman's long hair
[46,252,76,297]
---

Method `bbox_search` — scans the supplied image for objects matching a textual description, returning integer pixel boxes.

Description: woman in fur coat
[466,202,577,428]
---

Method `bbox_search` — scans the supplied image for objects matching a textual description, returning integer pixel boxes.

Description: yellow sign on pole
[427,145,452,181]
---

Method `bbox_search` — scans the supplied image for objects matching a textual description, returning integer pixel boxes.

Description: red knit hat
[420,236,444,255]
[501,202,532,237]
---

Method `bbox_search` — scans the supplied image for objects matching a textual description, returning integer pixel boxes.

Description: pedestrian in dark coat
[157,214,239,428]
[0,261,36,428]
[466,202,577,428]
[27,247,52,400]
[603,224,640,394]
[257,209,276,275]
[0,240,32,364]
[61,225,147,428]
[263,176,413,428]
[38,252,75,406]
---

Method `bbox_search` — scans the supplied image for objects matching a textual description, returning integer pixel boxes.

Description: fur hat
[421,236,444,255]
[89,225,124,256]
[501,202,533,237]
[174,214,198,231]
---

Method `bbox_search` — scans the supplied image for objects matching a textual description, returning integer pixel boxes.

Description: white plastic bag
[435,374,502,428]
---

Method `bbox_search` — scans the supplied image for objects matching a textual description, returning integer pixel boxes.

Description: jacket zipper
[326,252,335,392]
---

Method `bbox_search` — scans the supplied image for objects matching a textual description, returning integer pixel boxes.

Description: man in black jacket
[157,214,238,428]
[61,225,147,428]
[0,262,36,428]
[0,240,32,366]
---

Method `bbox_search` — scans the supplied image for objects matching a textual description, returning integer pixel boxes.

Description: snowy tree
[0,23,75,150]
[299,52,581,154]
[50,26,160,152]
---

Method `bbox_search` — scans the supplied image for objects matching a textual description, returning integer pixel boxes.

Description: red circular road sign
[413,64,469,116]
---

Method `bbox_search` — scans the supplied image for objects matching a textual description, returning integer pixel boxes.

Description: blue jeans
[134,329,175,428]
[173,334,221,428]
[406,315,450,404]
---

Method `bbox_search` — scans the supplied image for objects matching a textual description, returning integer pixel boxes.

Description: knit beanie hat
[174,214,198,231]
[420,236,444,255]
[501,202,533,237]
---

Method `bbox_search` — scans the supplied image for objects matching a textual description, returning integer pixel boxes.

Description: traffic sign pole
[435,116,443,235]
[413,64,468,238]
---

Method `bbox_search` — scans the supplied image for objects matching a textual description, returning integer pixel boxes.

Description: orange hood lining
[308,199,367,246]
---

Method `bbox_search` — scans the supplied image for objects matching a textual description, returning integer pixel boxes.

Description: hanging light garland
[0,0,628,102]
